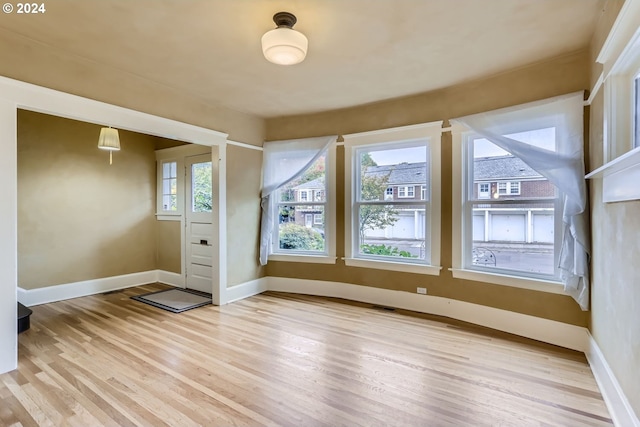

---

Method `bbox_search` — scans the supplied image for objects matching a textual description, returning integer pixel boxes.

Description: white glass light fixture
[98,127,121,165]
[261,12,308,65]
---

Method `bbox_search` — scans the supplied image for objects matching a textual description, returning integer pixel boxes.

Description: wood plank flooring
[1,283,612,426]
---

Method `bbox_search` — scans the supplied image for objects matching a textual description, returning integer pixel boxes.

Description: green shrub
[361,243,415,258]
[279,223,324,251]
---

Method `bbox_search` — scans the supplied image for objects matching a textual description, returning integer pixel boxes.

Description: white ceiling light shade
[261,12,308,65]
[98,127,121,165]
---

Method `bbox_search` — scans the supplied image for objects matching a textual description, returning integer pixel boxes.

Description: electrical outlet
[417,287,427,295]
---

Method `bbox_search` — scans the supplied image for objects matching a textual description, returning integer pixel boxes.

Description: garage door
[490,213,525,242]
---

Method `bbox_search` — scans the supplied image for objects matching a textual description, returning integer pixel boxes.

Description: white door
[185,154,213,293]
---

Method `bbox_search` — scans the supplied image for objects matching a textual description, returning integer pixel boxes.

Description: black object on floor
[131,288,212,313]
[18,302,32,334]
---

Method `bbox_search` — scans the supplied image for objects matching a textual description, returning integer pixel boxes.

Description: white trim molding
[18,270,182,307]
[18,271,161,307]
[224,278,269,304]
[585,333,640,427]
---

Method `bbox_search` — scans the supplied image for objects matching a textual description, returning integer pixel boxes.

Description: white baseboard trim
[222,276,588,352]
[18,270,162,307]
[157,270,184,288]
[585,333,640,427]
[224,278,269,304]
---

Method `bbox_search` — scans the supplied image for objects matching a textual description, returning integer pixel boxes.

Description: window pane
[279,156,326,203]
[359,146,427,202]
[163,162,171,177]
[358,204,428,261]
[170,161,177,177]
[277,205,325,252]
[471,202,554,275]
[192,162,212,213]
[163,195,177,211]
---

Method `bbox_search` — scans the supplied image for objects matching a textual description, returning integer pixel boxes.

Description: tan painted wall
[18,110,158,289]
[265,51,590,326]
[156,220,181,274]
[226,145,264,286]
[588,0,640,416]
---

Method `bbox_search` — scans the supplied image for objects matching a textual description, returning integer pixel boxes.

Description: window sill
[585,146,640,202]
[449,268,565,294]
[156,214,182,221]
[268,254,337,264]
[344,258,442,275]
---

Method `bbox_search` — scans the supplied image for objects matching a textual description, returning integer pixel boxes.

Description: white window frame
[397,186,415,198]
[451,121,565,294]
[313,214,323,225]
[155,144,212,221]
[600,8,640,162]
[343,122,442,275]
[420,185,427,200]
[497,181,520,196]
[161,160,179,212]
[509,181,521,195]
[268,145,336,264]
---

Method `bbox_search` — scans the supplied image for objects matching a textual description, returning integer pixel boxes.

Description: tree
[192,162,212,212]
[358,155,399,243]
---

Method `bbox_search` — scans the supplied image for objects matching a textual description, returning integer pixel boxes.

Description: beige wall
[226,145,264,286]
[156,220,181,274]
[265,51,590,326]
[18,110,158,289]
[588,0,640,416]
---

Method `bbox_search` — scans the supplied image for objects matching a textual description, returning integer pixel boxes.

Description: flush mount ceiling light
[261,11,308,65]
[98,126,121,165]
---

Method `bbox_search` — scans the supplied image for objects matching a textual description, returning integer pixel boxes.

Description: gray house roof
[364,162,428,185]
[292,156,542,190]
[293,176,324,190]
[474,155,542,181]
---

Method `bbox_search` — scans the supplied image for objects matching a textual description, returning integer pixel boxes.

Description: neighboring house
[472,155,555,244]
[356,156,555,243]
[290,176,325,229]
[365,162,429,201]
[473,155,554,200]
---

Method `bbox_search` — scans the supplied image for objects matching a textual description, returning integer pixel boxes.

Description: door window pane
[192,161,212,213]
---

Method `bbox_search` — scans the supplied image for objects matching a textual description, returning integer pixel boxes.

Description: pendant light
[98,127,121,165]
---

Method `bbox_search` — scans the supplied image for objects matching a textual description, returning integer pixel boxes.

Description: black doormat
[132,288,212,313]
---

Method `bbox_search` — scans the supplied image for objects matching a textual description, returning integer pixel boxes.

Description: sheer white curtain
[260,135,336,265]
[451,92,590,310]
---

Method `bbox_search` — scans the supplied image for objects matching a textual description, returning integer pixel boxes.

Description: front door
[185,154,213,293]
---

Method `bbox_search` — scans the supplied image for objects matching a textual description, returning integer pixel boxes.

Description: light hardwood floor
[1,283,612,427]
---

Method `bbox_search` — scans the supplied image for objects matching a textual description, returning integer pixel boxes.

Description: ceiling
[0,0,604,118]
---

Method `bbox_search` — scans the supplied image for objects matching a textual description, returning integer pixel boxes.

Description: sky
[368,127,556,164]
